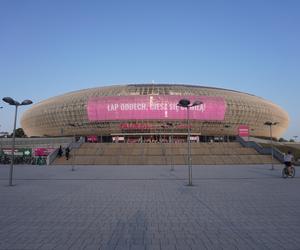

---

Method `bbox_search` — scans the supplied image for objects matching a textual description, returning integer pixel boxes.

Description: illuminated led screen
[87,95,226,121]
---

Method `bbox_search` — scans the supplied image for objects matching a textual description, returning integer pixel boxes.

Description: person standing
[284,151,294,175]
[58,145,63,157]
[65,147,70,160]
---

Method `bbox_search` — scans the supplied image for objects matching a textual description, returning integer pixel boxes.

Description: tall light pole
[264,121,278,170]
[0,124,1,146]
[68,123,76,171]
[249,128,255,141]
[68,122,82,171]
[178,99,202,186]
[2,97,33,186]
[0,107,3,152]
[166,122,178,171]
[224,125,231,142]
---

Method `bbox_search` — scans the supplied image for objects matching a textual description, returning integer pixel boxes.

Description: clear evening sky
[0,0,299,139]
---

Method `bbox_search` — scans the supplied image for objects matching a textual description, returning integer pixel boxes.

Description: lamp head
[2,97,19,105]
[21,100,33,105]
[191,100,203,107]
[68,122,81,127]
[178,99,190,107]
[264,121,279,126]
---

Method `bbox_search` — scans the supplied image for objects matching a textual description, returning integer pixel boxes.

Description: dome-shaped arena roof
[21,84,289,138]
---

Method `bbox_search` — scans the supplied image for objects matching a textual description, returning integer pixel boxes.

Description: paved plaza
[0,164,299,250]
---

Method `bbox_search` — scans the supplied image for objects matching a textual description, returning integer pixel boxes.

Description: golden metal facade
[21,84,289,138]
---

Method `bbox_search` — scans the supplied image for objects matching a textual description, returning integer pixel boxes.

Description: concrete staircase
[52,142,279,165]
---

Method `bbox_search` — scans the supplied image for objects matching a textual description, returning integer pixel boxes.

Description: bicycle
[282,164,296,178]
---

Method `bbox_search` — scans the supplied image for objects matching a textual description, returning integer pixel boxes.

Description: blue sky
[0,0,299,139]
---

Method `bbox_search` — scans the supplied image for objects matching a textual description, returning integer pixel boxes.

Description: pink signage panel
[87,95,226,121]
[238,125,249,137]
[34,148,55,156]
[87,135,98,142]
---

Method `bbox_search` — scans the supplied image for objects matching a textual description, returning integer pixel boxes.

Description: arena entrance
[86,133,236,143]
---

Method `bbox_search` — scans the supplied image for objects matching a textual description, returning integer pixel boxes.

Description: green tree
[279,138,287,142]
[10,128,27,138]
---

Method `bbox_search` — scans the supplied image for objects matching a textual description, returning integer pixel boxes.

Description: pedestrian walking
[65,147,70,160]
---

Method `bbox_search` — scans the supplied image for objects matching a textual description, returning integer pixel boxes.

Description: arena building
[21,84,289,142]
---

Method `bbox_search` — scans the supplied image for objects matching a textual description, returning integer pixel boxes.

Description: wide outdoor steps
[53,142,279,165]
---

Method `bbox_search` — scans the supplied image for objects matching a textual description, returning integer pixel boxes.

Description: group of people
[57,145,70,160]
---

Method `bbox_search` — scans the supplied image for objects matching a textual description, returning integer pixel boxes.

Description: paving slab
[0,164,299,250]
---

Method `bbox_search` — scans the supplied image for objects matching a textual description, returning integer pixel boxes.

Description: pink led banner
[87,95,226,121]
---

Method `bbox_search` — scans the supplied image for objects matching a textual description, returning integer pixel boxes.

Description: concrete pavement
[0,164,299,250]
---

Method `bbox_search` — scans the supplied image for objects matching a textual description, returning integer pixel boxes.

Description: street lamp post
[248,128,255,142]
[0,106,3,145]
[224,125,231,142]
[68,123,76,171]
[0,124,1,149]
[68,122,82,171]
[166,122,178,171]
[2,97,33,186]
[177,99,203,186]
[264,121,278,170]
[0,107,3,152]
